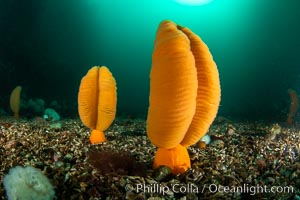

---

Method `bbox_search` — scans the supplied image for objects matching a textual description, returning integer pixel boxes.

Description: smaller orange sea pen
[287,89,299,125]
[78,66,117,144]
[10,86,22,119]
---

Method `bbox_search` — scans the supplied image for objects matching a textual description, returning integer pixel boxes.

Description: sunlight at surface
[175,0,213,6]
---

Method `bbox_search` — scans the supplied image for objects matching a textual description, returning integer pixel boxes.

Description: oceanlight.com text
[125,183,294,196]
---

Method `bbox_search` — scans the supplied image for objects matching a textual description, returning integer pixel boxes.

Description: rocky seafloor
[0,117,300,200]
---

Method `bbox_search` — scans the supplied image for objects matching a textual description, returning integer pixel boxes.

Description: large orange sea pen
[147,20,221,174]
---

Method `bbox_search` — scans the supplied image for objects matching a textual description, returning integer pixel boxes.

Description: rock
[153,165,172,182]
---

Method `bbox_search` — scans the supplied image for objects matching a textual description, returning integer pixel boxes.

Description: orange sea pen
[9,86,22,119]
[78,66,117,144]
[287,89,299,125]
[147,20,221,174]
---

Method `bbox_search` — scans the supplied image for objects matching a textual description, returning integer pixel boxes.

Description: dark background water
[0,0,299,120]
